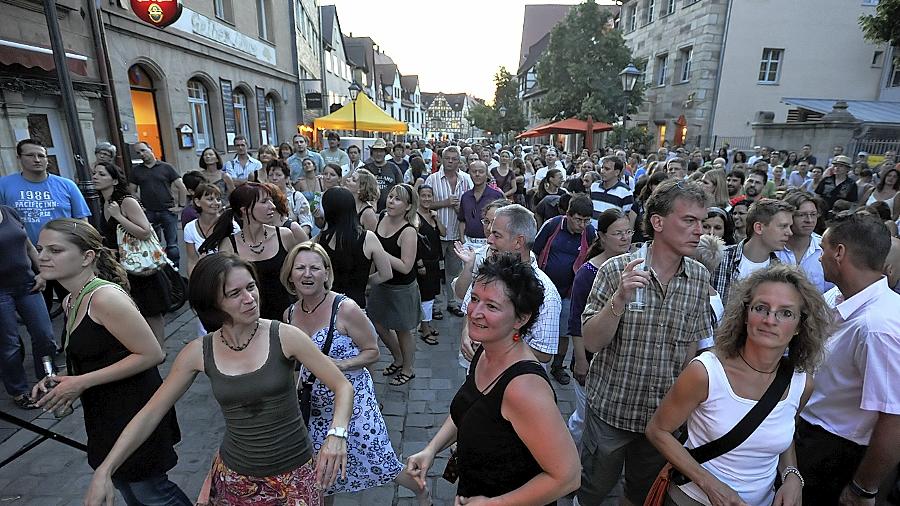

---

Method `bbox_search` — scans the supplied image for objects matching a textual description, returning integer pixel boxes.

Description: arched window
[234,90,251,144]
[128,65,164,158]
[265,95,278,145]
[187,79,214,151]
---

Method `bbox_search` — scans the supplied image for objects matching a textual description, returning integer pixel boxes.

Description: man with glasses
[777,190,831,292]
[223,135,262,185]
[711,198,794,307]
[457,161,503,246]
[589,156,635,228]
[533,194,597,385]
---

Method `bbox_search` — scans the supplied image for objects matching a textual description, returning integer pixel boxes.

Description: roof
[320,5,336,49]
[375,63,398,87]
[782,98,900,124]
[421,92,437,109]
[344,36,375,72]
[400,75,418,92]
[519,4,572,67]
[444,93,467,112]
[517,31,552,76]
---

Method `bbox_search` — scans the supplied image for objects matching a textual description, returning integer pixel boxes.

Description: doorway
[128,65,164,159]
[26,108,72,179]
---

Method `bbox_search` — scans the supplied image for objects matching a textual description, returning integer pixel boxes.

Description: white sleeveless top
[678,352,806,506]
[866,191,895,213]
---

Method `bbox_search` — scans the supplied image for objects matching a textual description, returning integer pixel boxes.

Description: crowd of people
[0,134,898,506]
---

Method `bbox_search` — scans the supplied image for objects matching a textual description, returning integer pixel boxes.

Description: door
[26,109,73,179]
[128,65,164,159]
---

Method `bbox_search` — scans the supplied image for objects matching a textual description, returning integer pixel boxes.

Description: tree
[859,0,900,52]
[535,0,641,124]
[467,66,527,138]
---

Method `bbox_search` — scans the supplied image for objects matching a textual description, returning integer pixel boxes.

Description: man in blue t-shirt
[532,194,596,385]
[0,138,91,243]
[0,138,91,315]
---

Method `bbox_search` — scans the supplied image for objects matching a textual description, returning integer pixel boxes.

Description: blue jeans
[0,284,57,396]
[145,209,180,267]
[112,473,192,506]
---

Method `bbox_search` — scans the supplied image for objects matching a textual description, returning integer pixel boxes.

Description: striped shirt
[424,168,473,241]
[589,180,634,226]
[581,245,713,433]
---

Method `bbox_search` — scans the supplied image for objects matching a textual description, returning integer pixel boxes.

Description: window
[890,59,900,87]
[646,0,655,24]
[233,91,251,143]
[214,0,234,23]
[266,96,277,143]
[758,48,783,83]
[628,6,636,31]
[656,53,668,86]
[679,46,693,82]
[257,0,270,40]
[187,80,213,151]
[872,50,884,67]
[665,0,676,15]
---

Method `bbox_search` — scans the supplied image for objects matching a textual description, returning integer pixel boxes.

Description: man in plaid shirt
[578,179,714,505]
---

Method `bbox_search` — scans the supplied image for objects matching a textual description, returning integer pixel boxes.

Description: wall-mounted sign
[168,8,276,66]
[177,123,194,149]
[130,0,183,28]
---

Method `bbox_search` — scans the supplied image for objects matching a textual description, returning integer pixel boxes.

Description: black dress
[450,347,556,504]
[228,228,293,320]
[319,228,371,308]
[416,212,443,301]
[98,201,171,317]
[67,292,180,481]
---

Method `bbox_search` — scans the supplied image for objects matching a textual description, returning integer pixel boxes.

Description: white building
[320,5,355,113]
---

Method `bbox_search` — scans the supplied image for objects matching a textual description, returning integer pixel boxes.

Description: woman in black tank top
[346,168,379,232]
[405,254,580,504]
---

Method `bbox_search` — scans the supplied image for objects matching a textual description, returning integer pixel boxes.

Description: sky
[326,0,588,102]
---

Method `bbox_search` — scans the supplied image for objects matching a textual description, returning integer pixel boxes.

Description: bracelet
[849,479,878,499]
[609,299,626,317]
[781,466,804,487]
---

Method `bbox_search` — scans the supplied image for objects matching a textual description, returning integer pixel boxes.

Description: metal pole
[352,99,358,137]
[43,0,101,228]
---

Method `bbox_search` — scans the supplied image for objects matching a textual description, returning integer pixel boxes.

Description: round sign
[130,0,183,28]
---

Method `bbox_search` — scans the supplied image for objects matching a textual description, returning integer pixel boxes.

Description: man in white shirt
[776,190,832,292]
[787,160,814,191]
[321,131,350,169]
[711,198,794,306]
[535,148,566,184]
[223,135,262,184]
[458,204,560,365]
[797,213,900,504]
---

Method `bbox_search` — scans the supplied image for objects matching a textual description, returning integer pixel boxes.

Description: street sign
[130,0,183,28]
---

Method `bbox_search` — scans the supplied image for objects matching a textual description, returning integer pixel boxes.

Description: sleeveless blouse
[229,229,293,320]
[319,229,372,308]
[375,215,415,285]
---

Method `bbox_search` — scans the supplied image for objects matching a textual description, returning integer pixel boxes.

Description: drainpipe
[705,0,732,149]
[289,0,303,129]
[318,5,328,120]
[87,2,127,171]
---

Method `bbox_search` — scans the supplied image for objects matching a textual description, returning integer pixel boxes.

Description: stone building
[621,0,887,150]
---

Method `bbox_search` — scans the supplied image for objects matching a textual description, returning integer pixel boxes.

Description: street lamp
[618,63,641,142]
[498,106,507,144]
[348,81,362,136]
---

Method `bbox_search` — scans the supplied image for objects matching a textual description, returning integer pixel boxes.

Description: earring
[512,331,520,342]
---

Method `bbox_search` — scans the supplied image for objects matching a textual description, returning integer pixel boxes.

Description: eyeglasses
[607,229,635,239]
[569,217,592,225]
[748,304,800,323]
[480,218,493,226]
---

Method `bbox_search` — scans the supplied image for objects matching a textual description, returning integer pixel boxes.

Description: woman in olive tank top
[83,254,354,506]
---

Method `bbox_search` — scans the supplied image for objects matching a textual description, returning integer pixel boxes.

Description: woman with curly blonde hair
[647,264,830,506]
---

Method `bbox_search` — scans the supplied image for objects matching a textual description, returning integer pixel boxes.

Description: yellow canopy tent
[313,93,407,133]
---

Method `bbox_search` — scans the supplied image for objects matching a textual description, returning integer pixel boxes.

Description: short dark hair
[182,171,206,193]
[473,252,545,337]
[825,212,891,271]
[189,253,259,331]
[745,198,795,237]
[567,193,593,217]
[347,145,361,155]
[728,168,746,184]
[642,179,706,239]
[601,155,624,174]
[233,135,248,145]
[748,167,769,184]
[327,131,340,141]
[198,148,223,170]
[16,138,45,156]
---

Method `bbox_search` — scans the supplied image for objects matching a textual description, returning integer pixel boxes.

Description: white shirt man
[534,148,566,184]
[223,136,262,183]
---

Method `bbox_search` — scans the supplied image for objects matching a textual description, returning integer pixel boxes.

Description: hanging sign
[131,0,184,29]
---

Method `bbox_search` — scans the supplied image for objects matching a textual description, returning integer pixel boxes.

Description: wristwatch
[326,426,348,439]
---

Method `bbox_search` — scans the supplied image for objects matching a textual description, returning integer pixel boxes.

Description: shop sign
[130,0,183,28]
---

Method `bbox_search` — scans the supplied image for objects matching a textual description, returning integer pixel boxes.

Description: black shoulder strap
[228,234,238,252]
[301,295,345,386]
[689,359,793,464]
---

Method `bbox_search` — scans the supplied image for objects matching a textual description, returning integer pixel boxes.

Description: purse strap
[301,294,345,387]
[689,358,793,464]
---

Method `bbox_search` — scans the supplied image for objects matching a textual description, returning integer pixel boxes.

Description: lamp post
[348,81,362,137]
[498,106,507,145]
[618,62,641,146]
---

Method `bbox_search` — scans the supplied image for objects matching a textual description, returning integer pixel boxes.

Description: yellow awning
[314,93,408,133]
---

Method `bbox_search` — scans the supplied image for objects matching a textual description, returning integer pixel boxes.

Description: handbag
[116,224,173,275]
[161,264,187,313]
[643,358,793,506]
[297,295,345,426]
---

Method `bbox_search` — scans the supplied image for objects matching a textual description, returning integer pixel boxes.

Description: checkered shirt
[711,240,781,307]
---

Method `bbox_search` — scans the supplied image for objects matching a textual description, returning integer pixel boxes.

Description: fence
[711,136,753,151]
[850,138,900,157]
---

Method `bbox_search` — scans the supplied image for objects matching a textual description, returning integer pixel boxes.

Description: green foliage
[607,125,653,150]
[535,0,641,123]
[467,66,527,136]
[859,0,900,50]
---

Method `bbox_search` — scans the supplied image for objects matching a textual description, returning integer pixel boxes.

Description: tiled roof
[518,4,572,67]
[517,31,552,76]
[400,75,419,92]
[421,92,437,109]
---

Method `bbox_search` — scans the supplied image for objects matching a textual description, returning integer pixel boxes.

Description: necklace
[300,292,329,314]
[65,276,97,317]
[739,352,779,374]
[220,321,260,351]
[241,226,268,255]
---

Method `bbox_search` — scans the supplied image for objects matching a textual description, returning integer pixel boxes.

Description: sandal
[419,333,439,346]
[389,372,416,386]
[446,305,465,317]
[432,309,444,320]
[382,363,402,376]
[13,394,38,410]
[430,328,440,336]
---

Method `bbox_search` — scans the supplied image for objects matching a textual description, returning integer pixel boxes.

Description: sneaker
[13,394,39,410]
[550,366,571,385]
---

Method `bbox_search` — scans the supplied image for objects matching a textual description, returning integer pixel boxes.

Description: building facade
[320,5,354,114]
[0,0,106,179]
[422,92,477,141]
[622,0,886,149]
